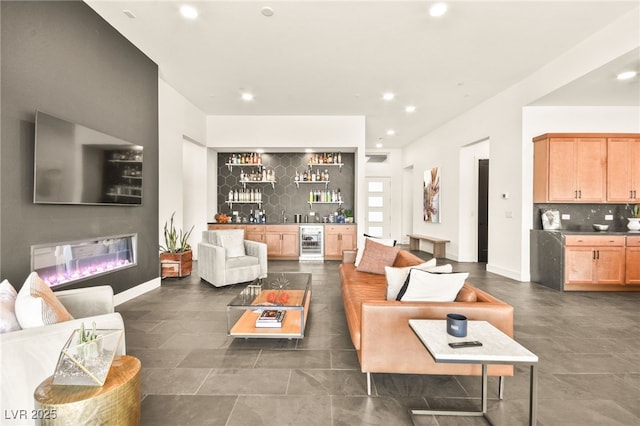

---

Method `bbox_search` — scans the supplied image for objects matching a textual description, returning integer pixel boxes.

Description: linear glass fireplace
[31,234,137,288]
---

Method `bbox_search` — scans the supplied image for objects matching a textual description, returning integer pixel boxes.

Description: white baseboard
[114,277,161,306]
[486,263,528,282]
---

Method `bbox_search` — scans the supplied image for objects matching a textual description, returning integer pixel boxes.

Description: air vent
[366,154,388,163]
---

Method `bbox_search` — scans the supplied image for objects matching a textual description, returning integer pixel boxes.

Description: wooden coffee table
[227,272,312,339]
[409,319,539,425]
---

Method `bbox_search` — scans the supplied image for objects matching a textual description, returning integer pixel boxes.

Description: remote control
[448,341,483,348]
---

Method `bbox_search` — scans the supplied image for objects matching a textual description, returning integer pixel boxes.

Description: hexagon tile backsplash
[216,152,355,223]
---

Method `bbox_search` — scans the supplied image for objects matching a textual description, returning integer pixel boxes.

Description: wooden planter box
[160,251,192,278]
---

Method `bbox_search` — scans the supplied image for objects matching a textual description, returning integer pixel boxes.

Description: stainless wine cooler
[299,225,324,261]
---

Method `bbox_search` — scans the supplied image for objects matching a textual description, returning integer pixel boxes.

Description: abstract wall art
[424,166,440,223]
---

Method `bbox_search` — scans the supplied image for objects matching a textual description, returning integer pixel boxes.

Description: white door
[365,178,392,238]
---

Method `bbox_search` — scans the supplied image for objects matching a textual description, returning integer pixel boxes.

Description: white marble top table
[408,319,538,364]
[408,319,539,425]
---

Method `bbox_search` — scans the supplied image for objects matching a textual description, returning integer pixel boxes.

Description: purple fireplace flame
[31,234,137,288]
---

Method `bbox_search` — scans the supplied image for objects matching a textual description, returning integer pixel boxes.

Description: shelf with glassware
[307,152,343,171]
[294,167,334,188]
[225,152,264,171]
[226,187,264,208]
[306,188,343,206]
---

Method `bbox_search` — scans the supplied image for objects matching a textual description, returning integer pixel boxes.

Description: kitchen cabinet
[324,225,357,260]
[265,225,299,259]
[533,134,606,203]
[607,138,640,202]
[564,235,625,289]
[626,236,640,284]
[245,225,266,243]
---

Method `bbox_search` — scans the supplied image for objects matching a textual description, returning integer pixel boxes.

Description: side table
[33,355,141,426]
[409,320,538,425]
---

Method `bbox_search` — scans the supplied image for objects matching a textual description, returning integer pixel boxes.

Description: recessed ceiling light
[305,148,314,153]
[617,70,637,80]
[180,5,198,20]
[241,92,254,101]
[376,143,383,148]
[123,9,136,19]
[405,105,416,113]
[386,129,396,136]
[382,92,395,101]
[429,2,448,17]
[261,6,274,17]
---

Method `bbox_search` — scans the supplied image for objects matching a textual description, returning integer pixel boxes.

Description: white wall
[403,8,639,281]
[182,139,208,258]
[206,115,367,232]
[158,78,207,258]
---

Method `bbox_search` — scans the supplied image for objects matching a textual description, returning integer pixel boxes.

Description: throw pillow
[0,280,21,333]
[356,238,401,275]
[384,260,437,300]
[355,235,396,267]
[15,272,74,329]
[396,269,469,302]
[219,230,246,258]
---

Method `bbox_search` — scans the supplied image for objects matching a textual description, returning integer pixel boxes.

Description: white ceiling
[86,1,639,149]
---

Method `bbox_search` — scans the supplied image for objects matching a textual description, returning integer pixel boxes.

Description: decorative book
[256,309,286,328]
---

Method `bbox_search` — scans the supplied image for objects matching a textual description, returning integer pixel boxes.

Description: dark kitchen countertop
[537,229,639,236]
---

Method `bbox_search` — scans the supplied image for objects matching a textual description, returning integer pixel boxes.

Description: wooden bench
[407,234,450,259]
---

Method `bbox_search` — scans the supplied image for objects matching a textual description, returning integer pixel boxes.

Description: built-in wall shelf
[225,163,264,172]
[295,181,330,189]
[309,163,343,171]
[308,201,342,206]
[240,180,276,189]
[226,201,262,207]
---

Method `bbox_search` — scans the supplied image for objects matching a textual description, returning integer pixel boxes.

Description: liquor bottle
[228,189,233,202]
[309,191,314,202]
[337,152,342,164]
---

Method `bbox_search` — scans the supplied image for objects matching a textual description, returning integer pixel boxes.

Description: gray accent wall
[1,1,159,293]
[217,153,355,223]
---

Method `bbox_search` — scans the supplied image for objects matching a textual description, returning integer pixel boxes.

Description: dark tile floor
[117,250,640,425]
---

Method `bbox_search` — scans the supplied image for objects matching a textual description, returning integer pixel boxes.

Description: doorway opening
[477,159,489,263]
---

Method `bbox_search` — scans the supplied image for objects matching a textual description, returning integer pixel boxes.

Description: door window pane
[368,181,384,192]
[367,226,383,237]
[368,211,383,222]
[368,196,383,207]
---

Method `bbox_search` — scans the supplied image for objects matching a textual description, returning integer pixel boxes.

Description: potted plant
[159,212,194,277]
[628,203,640,231]
[344,208,354,223]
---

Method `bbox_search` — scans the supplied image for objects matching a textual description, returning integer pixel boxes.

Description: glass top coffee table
[227,272,312,339]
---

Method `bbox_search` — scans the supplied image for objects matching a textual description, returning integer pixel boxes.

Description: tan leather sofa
[340,249,514,395]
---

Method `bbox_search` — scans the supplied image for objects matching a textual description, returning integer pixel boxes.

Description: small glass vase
[628,218,640,231]
[52,329,123,386]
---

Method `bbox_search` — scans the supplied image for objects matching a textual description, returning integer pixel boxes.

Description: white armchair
[198,229,268,287]
[0,285,125,417]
